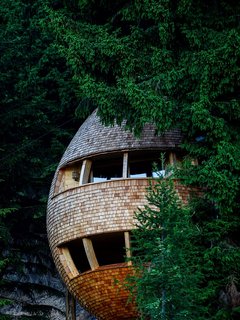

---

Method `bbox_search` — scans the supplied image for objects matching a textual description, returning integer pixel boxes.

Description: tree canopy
[0,0,240,318]
[44,0,240,213]
[0,0,83,316]
[43,0,240,318]
[127,174,206,319]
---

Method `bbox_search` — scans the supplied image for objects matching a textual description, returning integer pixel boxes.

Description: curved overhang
[58,110,182,169]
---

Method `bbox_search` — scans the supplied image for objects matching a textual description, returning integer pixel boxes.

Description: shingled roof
[59,110,182,168]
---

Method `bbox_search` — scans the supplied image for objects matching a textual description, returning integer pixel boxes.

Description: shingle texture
[59,109,182,168]
[47,111,187,320]
[48,179,192,247]
[57,264,137,320]
[47,178,197,319]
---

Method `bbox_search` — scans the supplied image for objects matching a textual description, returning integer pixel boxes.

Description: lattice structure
[47,110,194,319]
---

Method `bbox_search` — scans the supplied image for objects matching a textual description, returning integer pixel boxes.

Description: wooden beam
[191,158,199,166]
[122,152,128,178]
[82,238,99,270]
[79,160,92,185]
[124,231,132,266]
[169,152,176,165]
[89,169,93,183]
[66,290,76,320]
[60,247,79,279]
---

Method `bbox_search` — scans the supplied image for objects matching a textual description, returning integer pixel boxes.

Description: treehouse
[47,110,192,320]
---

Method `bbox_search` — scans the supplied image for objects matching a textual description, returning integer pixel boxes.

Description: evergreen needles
[127,174,206,319]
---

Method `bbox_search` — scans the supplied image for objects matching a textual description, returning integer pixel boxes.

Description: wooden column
[79,159,92,185]
[124,231,132,266]
[169,152,176,165]
[82,238,99,270]
[122,152,128,178]
[66,290,76,320]
[61,247,79,279]
[191,158,199,166]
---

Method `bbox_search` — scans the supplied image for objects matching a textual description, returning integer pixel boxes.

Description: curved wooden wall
[47,178,193,319]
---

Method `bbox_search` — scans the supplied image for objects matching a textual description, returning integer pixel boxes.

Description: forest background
[0,0,240,319]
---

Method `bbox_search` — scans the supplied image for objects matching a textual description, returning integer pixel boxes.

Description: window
[128,151,167,178]
[60,233,128,274]
[90,154,123,182]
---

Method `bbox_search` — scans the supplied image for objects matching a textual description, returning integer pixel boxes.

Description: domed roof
[59,110,182,168]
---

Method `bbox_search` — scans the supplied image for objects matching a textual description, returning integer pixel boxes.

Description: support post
[124,231,132,266]
[191,158,198,166]
[122,152,128,178]
[60,247,79,279]
[169,152,176,165]
[79,160,92,185]
[66,290,76,320]
[82,238,99,270]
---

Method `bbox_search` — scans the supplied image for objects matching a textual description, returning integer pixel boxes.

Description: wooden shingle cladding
[58,109,182,169]
[48,110,182,200]
[47,110,188,319]
[47,178,196,319]
[48,179,193,248]
[61,264,137,320]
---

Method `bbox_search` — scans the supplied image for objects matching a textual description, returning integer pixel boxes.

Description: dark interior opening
[91,232,125,266]
[91,153,123,182]
[175,151,185,164]
[128,150,166,178]
[68,239,91,273]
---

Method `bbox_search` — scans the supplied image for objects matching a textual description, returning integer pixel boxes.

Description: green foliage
[0,0,78,219]
[188,197,240,320]
[44,0,240,248]
[0,0,86,316]
[0,0,83,240]
[43,0,240,134]
[0,300,11,308]
[44,2,240,316]
[127,173,240,319]
[0,207,16,268]
[127,174,206,319]
[1,0,239,318]
[0,315,13,320]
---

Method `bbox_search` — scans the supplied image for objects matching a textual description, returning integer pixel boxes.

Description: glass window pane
[91,154,123,182]
[128,151,165,178]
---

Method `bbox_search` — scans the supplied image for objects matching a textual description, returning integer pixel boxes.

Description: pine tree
[127,173,205,320]
[0,0,86,317]
[44,1,240,316]
[0,0,239,318]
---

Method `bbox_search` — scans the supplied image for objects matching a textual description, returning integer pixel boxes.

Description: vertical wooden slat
[191,158,198,166]
[169,152,176,165]
[122,152,128,178]
[124,231,132,266]
[79,160,92,185]
[89,169,93,183]
[82,238,99,270]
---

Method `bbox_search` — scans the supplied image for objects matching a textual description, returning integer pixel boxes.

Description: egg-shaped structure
[47,110,192,319]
